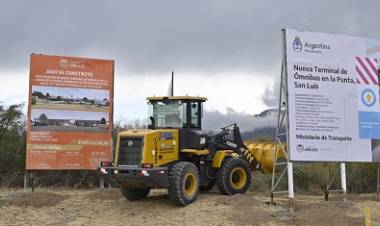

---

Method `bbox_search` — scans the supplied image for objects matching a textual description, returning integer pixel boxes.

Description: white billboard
[285,29,380,162]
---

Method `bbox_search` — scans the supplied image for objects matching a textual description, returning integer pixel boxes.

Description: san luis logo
[296,144,304,153]
[296,143,318,153]
[59,59,69,68]
[59,58,85,69]
[361,88,377,107]
[293,36,302,52]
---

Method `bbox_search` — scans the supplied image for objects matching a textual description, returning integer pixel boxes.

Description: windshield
[148,101,187,128]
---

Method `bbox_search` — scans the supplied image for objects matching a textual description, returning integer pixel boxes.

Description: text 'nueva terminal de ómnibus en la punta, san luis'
[292,64,354,89]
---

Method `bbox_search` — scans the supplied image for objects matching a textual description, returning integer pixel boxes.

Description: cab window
[190,102,200,128]
[148,101,187,128]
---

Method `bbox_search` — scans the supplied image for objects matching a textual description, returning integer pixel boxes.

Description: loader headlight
[140,170,150,176]
[100,168,107,174]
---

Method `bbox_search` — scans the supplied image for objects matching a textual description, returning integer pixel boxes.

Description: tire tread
[168,161,199,206]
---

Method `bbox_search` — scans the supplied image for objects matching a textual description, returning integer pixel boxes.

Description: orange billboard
[26,54,114,170]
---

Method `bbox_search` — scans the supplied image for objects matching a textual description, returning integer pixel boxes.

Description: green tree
[39,113,48,122]
[0,103,26,186]
[0,103,23,138]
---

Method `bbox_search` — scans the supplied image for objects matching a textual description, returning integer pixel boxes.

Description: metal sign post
[340,163,347,199]
[325,163,347,201]
[271,29,295,211]
[377,163,380,199]
[23,170,36,192]
[23,170,29,191]
[287,162,295,209]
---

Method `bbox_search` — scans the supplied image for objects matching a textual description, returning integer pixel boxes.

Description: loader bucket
[244,141,286,174]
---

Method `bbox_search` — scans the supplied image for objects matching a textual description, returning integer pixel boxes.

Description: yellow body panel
[115,129,179,167]
[212,150,233,168]
[181,149,209,156]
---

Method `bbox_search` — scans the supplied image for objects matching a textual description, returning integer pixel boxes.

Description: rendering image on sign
[26,54,114,169]
[284,29,380,162]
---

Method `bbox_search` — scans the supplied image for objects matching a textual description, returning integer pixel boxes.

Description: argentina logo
[293,36,302,52]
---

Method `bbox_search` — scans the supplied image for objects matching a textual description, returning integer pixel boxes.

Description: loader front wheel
[216,157,252,195]
[169,161,199,206]
[120,187,150,201]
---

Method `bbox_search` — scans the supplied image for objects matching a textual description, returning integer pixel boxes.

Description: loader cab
[147,96,208,149]
[147,96,207,130]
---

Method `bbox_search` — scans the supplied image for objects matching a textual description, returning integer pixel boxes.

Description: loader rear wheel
[216,157,252,195]
[120,187,150,201]
[169,161,199,206]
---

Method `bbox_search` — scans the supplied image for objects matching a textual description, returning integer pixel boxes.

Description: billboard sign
[284,29,380,162]
[26,54,114,169]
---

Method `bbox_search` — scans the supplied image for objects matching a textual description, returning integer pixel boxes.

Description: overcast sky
[1,0,380,123]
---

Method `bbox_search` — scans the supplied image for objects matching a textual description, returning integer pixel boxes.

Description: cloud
[1,0,379,77]
[107,72,273,120]
[1,0,380,118]
[261,79,281,108]
[203,107,278,132]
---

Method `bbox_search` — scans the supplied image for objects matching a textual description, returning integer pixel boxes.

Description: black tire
[216,157,252,195]
[200,179,216,192]
[120,187,150,201]
[168,161,200,206]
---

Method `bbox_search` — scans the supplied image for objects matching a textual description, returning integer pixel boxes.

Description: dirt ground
[0,188,379,226]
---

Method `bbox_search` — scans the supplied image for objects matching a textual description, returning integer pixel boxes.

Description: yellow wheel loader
[98,96,284,206]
